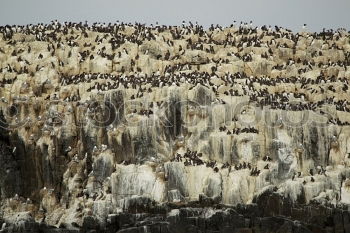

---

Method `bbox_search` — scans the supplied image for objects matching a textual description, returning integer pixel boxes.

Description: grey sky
[0,0,349,32]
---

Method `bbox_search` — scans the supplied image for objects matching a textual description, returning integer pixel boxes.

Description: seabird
[101,144,108,151]
[1,223,6,231]
[65,146,72,152]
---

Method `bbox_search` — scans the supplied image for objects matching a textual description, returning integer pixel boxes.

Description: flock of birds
[0,20,349,197]
[170,148,272,176]
[169,146,329,184]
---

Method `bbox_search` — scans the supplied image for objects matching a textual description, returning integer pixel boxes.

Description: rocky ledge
[2,190,350,233]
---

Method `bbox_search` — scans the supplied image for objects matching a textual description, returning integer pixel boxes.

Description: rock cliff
[0,22,350,232]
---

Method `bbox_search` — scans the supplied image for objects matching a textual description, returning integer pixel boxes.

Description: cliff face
[0,22,350,232]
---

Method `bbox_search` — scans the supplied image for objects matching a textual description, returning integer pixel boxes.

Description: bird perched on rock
[101,144,108,151]
[309,169,314,176]
[263,155,272,161]
[64,145,72,152]
[1,223,6,231]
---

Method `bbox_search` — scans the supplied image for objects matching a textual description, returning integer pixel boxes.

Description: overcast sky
[0,0,349,32]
